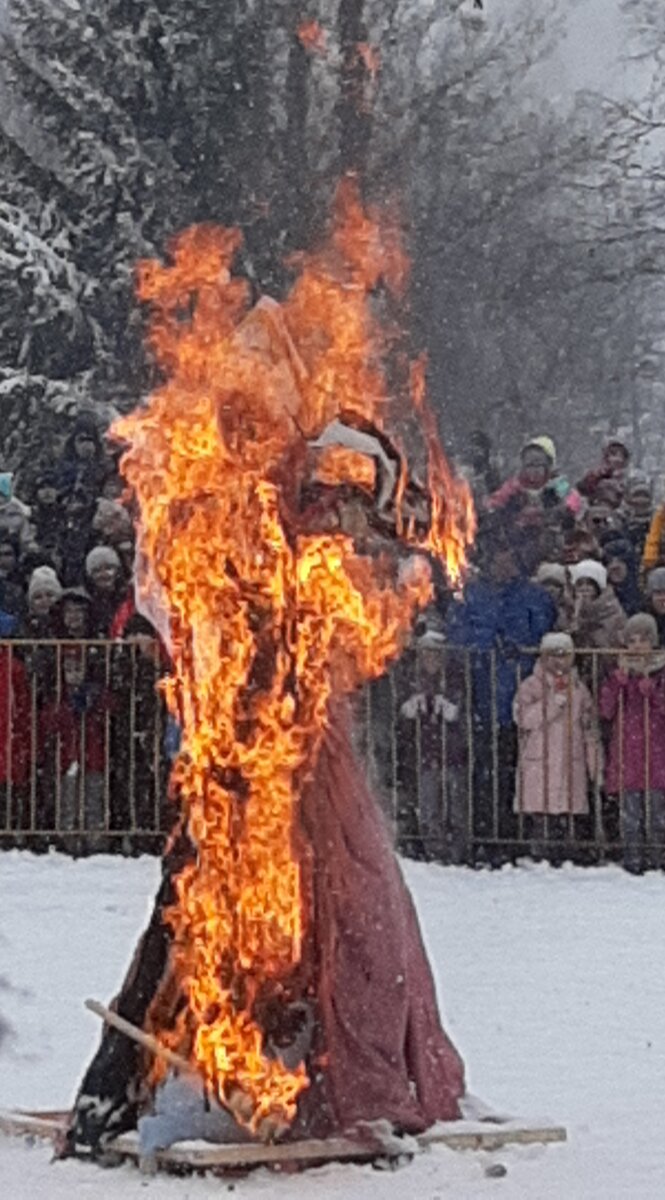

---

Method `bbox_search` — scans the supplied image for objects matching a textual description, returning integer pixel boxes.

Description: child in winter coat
[397,626,467,863]
[513,632,601,860]
[39,645,113,845]
[599,613,665,872]
[570,559,626,682]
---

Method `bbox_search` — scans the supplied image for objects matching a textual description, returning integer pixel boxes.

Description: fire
[114,180,473,1138]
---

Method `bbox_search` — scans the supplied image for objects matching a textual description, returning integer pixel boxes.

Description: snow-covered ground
[1,852,665,1198]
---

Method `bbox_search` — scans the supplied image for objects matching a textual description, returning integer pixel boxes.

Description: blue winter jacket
[445,578,556,727]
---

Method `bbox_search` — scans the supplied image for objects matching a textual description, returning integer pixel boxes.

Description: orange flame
[114,181,473,1137]
[410,357,477,584]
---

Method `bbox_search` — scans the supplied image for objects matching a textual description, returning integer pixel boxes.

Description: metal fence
[1,638,663,871]
[356,644,665,872]
[0,638,169,852]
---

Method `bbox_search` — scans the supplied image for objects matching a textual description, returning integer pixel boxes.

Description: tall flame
[114,181,473,1137]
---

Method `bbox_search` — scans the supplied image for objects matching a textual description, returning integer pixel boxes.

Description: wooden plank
[0,1111,65,1140]
[0,1108,567,1168]
[112,1128,400,1169]
[421,1122,567,1151]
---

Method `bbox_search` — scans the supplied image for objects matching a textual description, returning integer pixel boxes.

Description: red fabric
[599,666,665,792]
[40,692,112,774]
[299,704,465,1133]
[109,594,136,640]
[0,648,31,785]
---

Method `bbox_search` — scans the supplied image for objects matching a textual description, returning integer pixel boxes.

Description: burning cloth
[65,185,471,1153]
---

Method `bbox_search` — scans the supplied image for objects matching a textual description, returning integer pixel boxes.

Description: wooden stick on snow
[85,998,196,1078]
[85,997,291,1144]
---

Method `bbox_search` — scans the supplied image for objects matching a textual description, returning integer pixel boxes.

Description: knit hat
[570,559,607,593]
[535,562,567,587]
[599,534,634,564]
[603,435,630,458]
[85,545,120,575]
[647,567,665,595]
[540,632,574,655]
[28,565,62,602]
[523,435,556,465]
[92,498,132,537]
[624,612,658,648]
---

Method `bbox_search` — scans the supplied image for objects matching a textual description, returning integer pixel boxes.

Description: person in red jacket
[39,645,113,846]
[577,437,630,506]
[0,645,31,832]
[599,613,665,873]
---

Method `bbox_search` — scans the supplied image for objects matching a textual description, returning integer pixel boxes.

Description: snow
[1,852,665,1197]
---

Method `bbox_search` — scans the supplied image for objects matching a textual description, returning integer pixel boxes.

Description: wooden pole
[84,998,286,1143]
[84,998,196,1078]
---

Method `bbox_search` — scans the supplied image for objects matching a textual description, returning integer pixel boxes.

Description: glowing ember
[114,181,473,1138]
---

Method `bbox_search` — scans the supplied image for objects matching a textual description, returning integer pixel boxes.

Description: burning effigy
[65,181,475,1159]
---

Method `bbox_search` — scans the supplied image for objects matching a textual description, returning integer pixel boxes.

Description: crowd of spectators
[0,413,169,850]
[395,431,665,873]
[5,415,665,873]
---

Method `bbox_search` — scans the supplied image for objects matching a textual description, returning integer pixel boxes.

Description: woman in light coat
[513,632,601,858]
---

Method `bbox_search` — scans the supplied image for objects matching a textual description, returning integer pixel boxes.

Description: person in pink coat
[599,612,665,873]
[513,632,601,860]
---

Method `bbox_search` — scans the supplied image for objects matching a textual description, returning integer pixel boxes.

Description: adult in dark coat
[30,467,65,556]
[0,536,27,622]
[600,532,642,617]
[56,412,111,497]
[57,486,98,588]
[446,537,556,857]
[109,613,170,839]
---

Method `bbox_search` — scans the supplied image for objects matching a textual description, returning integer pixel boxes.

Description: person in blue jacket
[446,524,556,862]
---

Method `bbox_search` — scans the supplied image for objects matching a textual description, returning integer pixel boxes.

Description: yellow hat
[524,435,556,465]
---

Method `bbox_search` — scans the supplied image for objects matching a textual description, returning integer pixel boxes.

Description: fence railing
[1,638,663,871]
[0,638,170,850]
[355,644,665,872]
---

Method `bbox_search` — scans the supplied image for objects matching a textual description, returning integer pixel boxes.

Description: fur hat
[523,435,556,465]
[85,545,120,575]
[535,562,567,587]
[624,612,658,647]
[28,565,62,602]
[540,632,574,655]
[570,559,607,593]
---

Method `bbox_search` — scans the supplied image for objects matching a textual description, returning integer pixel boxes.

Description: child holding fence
[513,632,601,862]
[599,612,665,873]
